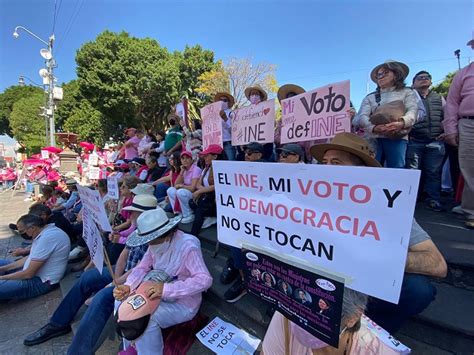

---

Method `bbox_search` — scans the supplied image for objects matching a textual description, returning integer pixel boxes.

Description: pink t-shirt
[124,136,141,160]
[183,164,202,186]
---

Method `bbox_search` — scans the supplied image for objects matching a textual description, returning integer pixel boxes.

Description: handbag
[369,91,410,139]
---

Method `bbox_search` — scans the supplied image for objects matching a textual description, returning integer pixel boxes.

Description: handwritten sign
[281,81,351,143]
[213,161,420,303]
[107,175,120,200]
[88,166,100,180]
[243,247,344,347]
[231,99,275,146]
[77,185,112,232]
[88,153,99,167]
[82,208,104,274]
[201,101,224,149]
[196,317,261,354]
[41,150,49,159]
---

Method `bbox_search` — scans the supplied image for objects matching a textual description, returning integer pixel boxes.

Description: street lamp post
[13,26,57,146]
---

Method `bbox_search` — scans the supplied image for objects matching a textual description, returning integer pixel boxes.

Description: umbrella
[80,142,95,151]
[43,146,63,154]
[23,159,51,166]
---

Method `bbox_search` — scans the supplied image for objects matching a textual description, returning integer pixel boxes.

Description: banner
[107,175,120,200]
[281,80,351,143]
[196,316,261,354]
[201,101,224,149]
[82,208,104,274]
[231,99,275,146]
[88,166,100,180]
[242,247,344,347]
[77,185,112,232]
[213,161,420,303]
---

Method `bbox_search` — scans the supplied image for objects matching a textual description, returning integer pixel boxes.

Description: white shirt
[23,224,71,284]
[222,109,233,142]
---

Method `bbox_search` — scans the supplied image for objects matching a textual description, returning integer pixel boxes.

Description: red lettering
[239,197,248,210]
[314,181,331,198]
[275,205,289,219]
[290,207,302,223]
[335,216,351,234]
[317,212,334,230]
[360,221,380,240]
[303,209,317,226]
[297,179,312,195]
[333,182,349,200]
[350,185,371,204]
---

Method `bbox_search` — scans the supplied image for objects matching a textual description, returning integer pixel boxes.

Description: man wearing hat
[244,142,267,162]
[310,132,447,333]
[443,36,474,229]
[278,143,305,164]
[215,92,237,160]
[353,60,419,168]
[24,196,157,352]
[113,208,212,354]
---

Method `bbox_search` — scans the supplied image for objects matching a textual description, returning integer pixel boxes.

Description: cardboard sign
[107,175,120,200]
[231,99,275,146]
[281,80,351,143]
[77,185,112,232]
[82,208,104,274]
[213,161,420,303]
[41,150,49,159]
[196,317,261,354]
[88,153,99,166]
[242,246,344,347]
[88,166,100,180]
[201,101,224,149]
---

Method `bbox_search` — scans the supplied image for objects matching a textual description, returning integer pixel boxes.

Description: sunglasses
[415,75,431,81]
[376,70,391,79]
[245,151,259,156]
[280,152,297,158]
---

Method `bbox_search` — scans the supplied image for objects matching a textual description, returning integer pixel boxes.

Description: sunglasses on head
[415,75,431,81]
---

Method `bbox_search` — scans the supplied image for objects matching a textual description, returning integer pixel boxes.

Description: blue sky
[0,0,473,112]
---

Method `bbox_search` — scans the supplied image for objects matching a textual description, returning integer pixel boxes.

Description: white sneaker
[452,205,465,215]
[202,217,217,229]
[69,246,87,260]
[181,214,195,224]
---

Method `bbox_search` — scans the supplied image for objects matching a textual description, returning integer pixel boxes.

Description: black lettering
[383,189,402,208]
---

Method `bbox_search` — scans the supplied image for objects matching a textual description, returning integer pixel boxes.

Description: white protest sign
[107,175,120,200]
[77,185,112,232]
[231,99,275,146]
[196,317,261,354]
[281,80,351,143]
[88,153,99,166]
[41,150,49,159]
[213,161,420,303]
[82,208,104,274]
[88,166,100,180]
[201,101,224,149]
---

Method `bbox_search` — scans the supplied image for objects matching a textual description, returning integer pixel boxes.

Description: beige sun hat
[213,92,235,108]
[244,85,268,101]
[370,60,409,83]
[277,84,305,103]
[122,194,158,212]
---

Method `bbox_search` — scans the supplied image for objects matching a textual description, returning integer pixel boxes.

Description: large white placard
[213,161,420,303]
[82,208,104,274]
[77,185,112,232]
[107,176,120,200]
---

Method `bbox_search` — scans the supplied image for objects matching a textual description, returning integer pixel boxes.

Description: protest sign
[281,80,351,143]
[201,101,224,149]
[196,316,261,354]
[41,150,49,159]
[82,208,104,274]
[88,166,100,180]
[231,99,275,146]
[77,185,112,232]
[213,161,420,303]
[88,153,99,166]
[175,99,189,128]
[242,246,344,347]
[107,175,120,200]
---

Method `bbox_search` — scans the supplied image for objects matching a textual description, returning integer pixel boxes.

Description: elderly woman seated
[113,208,212,354]
[262,288,407,354]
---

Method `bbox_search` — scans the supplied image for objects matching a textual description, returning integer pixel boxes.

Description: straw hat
[370,60,409,83]
[213,92,235,108]
[122,194,158,212]
[130,183,155,196]
[277,84,305,103]
[244,85,268,101]
[310,133,381,167]
[126,208,182,247]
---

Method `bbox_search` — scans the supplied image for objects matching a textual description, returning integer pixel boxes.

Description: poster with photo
[242,247,344,347]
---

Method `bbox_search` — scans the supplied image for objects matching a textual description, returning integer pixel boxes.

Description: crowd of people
[0,37,472,354]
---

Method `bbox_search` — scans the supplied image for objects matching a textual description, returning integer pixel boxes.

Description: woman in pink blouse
[113,208,212,354]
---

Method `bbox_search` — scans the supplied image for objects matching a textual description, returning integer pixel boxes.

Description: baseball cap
[278,144,304,160]
[245,142,264,154]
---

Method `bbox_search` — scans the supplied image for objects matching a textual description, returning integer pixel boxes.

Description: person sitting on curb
[0,214,70,300]
[309,132,447,333]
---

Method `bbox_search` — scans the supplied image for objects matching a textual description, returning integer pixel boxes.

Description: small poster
[242,247,344,348]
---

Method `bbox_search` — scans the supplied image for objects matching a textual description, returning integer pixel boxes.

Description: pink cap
[200,144,223,156]
[180,151,193,158]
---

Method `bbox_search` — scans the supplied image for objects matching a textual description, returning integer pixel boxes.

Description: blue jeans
[223,142,236,161]
[365,273,436,333]
[376,138,408,168]
[154,182,170,202]
[406,140,445,202]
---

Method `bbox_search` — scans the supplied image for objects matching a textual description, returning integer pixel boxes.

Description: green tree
[63,101,108,146]
[9,92,46,153]
[432,72,456,98]
[0,85,44,136]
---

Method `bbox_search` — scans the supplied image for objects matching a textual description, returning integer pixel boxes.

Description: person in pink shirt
[113,208,212,354]
[443,37,474,229]
[123,128,143,160]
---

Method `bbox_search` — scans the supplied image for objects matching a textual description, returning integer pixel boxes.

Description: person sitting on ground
[23,199,156,353]
[277,143,305,164]
[167,151,202,224]
[310,132,447,333]
[37,185,56,208]
[151,151,182,203]
[0,214,70,300]
[190,144,225,236]
[113,208,212,354]
[145,155,164,183]
[131,157,148,181]
[51,179,80,220]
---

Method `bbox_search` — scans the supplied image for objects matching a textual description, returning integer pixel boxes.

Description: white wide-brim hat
[126,208,182,247]
[130,183,155,196]
[122,194,157,212]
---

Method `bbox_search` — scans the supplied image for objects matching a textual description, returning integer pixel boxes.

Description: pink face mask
[249,94,261,105]
[291,322,347,349]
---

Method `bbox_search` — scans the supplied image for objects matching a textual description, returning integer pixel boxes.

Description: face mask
[250,94,261,105]
[169,119,176,126]
[221,101,229,110]
[20,232,31,240]
[291,323,347,349]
